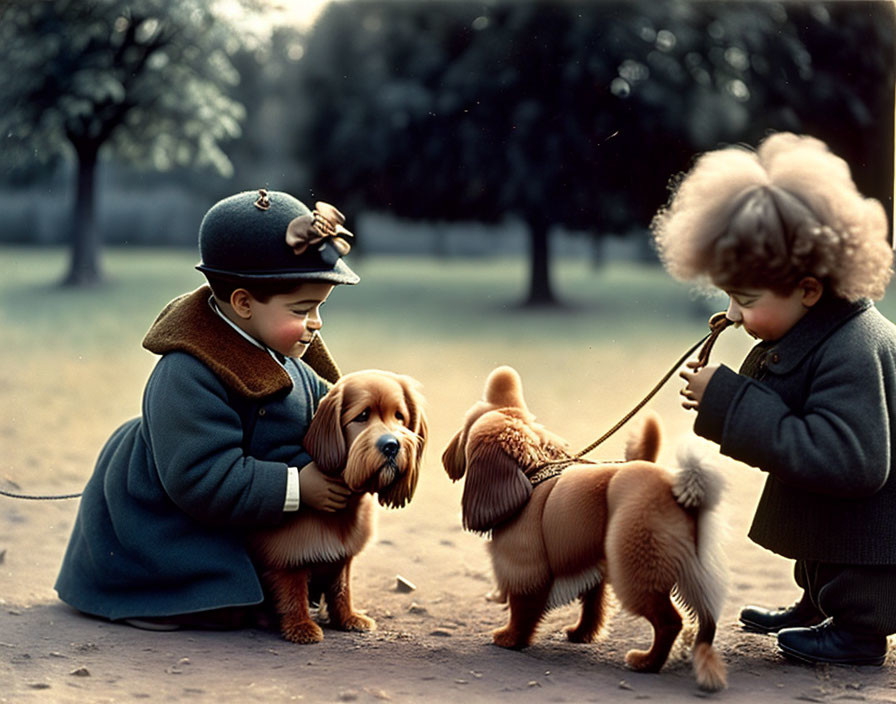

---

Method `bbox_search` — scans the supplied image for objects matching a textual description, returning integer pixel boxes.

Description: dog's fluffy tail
[624,411,662,463]
[672,437,728,692]
[671,438,725,511]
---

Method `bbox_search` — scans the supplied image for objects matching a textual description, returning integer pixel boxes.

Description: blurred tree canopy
[298,0,894,305]
[0,0,252,285]
[1,1,892,301]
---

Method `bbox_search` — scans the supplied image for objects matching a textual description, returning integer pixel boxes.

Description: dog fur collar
[142,285,340,399]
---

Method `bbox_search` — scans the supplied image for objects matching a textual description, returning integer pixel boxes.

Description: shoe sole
[740,615,827,635]
[739,618,777,634]
[778,643,885,667]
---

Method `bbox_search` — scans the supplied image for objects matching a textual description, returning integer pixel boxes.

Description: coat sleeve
[142,352,288,526]
[286,360,333,470]
[695,341,892,498]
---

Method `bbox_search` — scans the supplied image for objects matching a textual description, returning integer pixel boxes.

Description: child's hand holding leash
[679,311,731,411]
[680,361,719,411]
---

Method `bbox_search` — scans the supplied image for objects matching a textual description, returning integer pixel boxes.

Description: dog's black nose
[377,435,400,459]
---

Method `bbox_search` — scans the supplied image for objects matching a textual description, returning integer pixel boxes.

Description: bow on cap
[285,202,354,257]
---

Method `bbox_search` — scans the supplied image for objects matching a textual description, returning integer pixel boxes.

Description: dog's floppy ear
[378,373,426,509]
[442,430,467,481]
[303,382,346,474]
[461,426,532,533]
[398,373,428,466]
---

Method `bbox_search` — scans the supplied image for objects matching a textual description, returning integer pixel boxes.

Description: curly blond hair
[651,133,893,301]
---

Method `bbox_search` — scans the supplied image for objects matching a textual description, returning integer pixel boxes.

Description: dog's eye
[351,408,371,423]
[395,411,406,424]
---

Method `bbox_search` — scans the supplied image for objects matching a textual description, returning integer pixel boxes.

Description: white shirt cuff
[283,466,300,512]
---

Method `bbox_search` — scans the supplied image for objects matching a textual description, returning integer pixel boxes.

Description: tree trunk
[524,217,558,307]
[63,140,104,287]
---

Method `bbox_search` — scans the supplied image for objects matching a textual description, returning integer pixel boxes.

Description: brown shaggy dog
[251,370,427,644]
[442,366,727,691]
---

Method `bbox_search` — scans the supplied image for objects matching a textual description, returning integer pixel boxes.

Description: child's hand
[679,362,718,411]
[299,462,352,512]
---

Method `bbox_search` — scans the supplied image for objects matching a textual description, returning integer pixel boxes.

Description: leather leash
[0,488,82,500]
[527,312,732,486]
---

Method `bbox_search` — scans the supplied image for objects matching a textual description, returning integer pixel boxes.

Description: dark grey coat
[55,287,336,620]
[695,295,896,564]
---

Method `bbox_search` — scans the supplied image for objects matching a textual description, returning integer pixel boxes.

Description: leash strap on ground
[0,488,82,500]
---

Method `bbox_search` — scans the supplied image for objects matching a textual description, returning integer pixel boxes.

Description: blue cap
[196,189,359,285]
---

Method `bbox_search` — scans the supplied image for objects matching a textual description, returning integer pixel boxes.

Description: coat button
[771,353,781,364]
[258,408,266,416]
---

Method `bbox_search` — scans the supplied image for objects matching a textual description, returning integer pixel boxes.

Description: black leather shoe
[778,621,888,666]
[740,600,825,634]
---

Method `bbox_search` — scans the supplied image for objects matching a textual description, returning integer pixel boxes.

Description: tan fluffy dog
[251,370,427,644]
[442,366,727,691]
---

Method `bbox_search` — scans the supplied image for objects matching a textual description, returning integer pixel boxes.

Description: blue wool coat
[55,286,337,620]
[695,295,896,564]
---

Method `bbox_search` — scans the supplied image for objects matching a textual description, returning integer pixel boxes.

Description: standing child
[55,189,358,630]
[651,133,896,666]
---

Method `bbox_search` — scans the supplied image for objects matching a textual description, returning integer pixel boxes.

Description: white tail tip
[673,436,725,510]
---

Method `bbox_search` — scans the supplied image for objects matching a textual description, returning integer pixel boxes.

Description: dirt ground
[2,261,895,703]
[3,424,896,704]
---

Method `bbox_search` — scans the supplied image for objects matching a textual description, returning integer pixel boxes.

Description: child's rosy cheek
[274,322,305,347]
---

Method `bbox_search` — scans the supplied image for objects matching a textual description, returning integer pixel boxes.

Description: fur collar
[142,285,341,399]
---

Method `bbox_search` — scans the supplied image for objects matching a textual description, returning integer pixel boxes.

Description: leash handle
[694,311,733,370]
[554,311,732,464]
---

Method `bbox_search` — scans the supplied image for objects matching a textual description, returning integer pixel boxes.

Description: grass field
[1,245,722,347]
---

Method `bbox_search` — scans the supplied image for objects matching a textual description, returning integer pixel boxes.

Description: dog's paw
[336,612,376,632]
[624,649,663,673]
[280,616,324,644]
[492,626,528,650]
[565,625,597,644]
